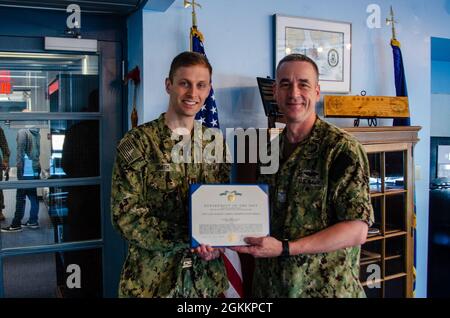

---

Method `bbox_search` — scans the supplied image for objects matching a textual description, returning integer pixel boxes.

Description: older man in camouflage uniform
[233,54,374,297]
[111,52,230,297]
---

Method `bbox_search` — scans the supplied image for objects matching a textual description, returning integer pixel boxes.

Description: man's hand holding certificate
[190,184,270,247]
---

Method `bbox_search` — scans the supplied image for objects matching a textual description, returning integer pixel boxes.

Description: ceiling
[0,0,147,15]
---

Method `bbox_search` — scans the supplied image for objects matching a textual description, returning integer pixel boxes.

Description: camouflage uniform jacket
[111,113,230,297]
[256,117,374,298]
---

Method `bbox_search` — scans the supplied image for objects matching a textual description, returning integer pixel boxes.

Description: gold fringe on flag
[190,26,204,42]
[391,39,401,47]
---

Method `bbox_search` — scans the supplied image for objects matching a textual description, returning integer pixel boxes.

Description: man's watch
[280,239,290,258]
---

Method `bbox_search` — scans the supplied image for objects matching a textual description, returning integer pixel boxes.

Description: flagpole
[386,6,398,45]
[184,0,201,51]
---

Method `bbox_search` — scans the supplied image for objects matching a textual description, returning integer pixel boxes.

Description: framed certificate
[190,184,270,248]
[274,14,352,93]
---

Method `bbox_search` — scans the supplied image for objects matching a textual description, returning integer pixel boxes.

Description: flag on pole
[190,25,244,298]
[391,38,410,126]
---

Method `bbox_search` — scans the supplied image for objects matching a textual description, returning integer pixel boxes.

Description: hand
[1,160,7,170]
[191,244,224,261]
[230,236,283,258]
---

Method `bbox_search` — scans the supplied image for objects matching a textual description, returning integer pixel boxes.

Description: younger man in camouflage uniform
[111,52,229,297]
[232,54,374,297]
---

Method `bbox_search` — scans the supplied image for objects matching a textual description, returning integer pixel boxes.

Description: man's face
[274,61,320,124]
[166,65,211,118]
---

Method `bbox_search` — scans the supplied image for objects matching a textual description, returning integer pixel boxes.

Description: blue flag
[191,26,220,129]
[391,39,410,126]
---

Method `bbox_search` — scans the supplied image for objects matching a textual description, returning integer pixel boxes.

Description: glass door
[0,48,122,297]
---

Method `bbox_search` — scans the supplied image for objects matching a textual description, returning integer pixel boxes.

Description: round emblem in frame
[328,49,339,67]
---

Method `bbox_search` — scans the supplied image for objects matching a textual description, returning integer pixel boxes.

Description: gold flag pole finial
[184,0,202,51]
[184,0,202,28]
[386,6,397,41]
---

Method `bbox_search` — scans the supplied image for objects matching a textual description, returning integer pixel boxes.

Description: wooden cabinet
[344,126,421,298]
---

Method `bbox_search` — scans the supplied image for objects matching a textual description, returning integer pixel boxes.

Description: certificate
[190,184,270,248]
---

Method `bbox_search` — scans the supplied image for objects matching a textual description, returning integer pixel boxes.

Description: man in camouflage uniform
[233,54,374,297]
[111,52,230,297]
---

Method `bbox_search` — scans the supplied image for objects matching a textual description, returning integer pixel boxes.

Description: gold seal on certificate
[227,233,238,243]
[190,184,270,247]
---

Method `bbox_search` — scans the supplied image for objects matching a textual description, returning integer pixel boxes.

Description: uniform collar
[155,112,205,162]
[158,112,203,139]
[280,116,324,162]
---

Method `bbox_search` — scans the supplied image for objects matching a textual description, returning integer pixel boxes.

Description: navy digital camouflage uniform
[111,113,230,297]
[256,117,374,298]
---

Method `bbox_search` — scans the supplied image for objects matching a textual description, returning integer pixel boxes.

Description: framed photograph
[274,14,352,93]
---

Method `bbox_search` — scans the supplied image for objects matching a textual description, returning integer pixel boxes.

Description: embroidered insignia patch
[118,138,142,166]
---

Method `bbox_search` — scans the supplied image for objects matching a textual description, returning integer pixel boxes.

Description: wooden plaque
[324,95,409,118]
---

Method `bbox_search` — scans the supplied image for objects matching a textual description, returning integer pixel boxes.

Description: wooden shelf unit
[345,126,421,298]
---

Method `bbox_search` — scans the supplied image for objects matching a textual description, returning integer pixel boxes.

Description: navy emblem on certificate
[190,184,270,248]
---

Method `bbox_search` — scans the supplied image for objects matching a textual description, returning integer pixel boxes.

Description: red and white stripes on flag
[221,248,244,298]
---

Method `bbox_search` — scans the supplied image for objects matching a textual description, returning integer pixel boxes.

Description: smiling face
[274,60,320,124]
[165,65,211,119]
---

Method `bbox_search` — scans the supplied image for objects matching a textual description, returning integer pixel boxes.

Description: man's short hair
[276,54,319,82]
[168,51,212,82]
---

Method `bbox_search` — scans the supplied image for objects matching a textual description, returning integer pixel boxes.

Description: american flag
[191,26,244,298]
[191,27,220,128]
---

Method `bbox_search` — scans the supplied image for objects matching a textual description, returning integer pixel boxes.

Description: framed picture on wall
[274,14,352,93]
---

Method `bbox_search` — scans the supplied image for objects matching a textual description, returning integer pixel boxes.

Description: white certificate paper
[190,184,270,247]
